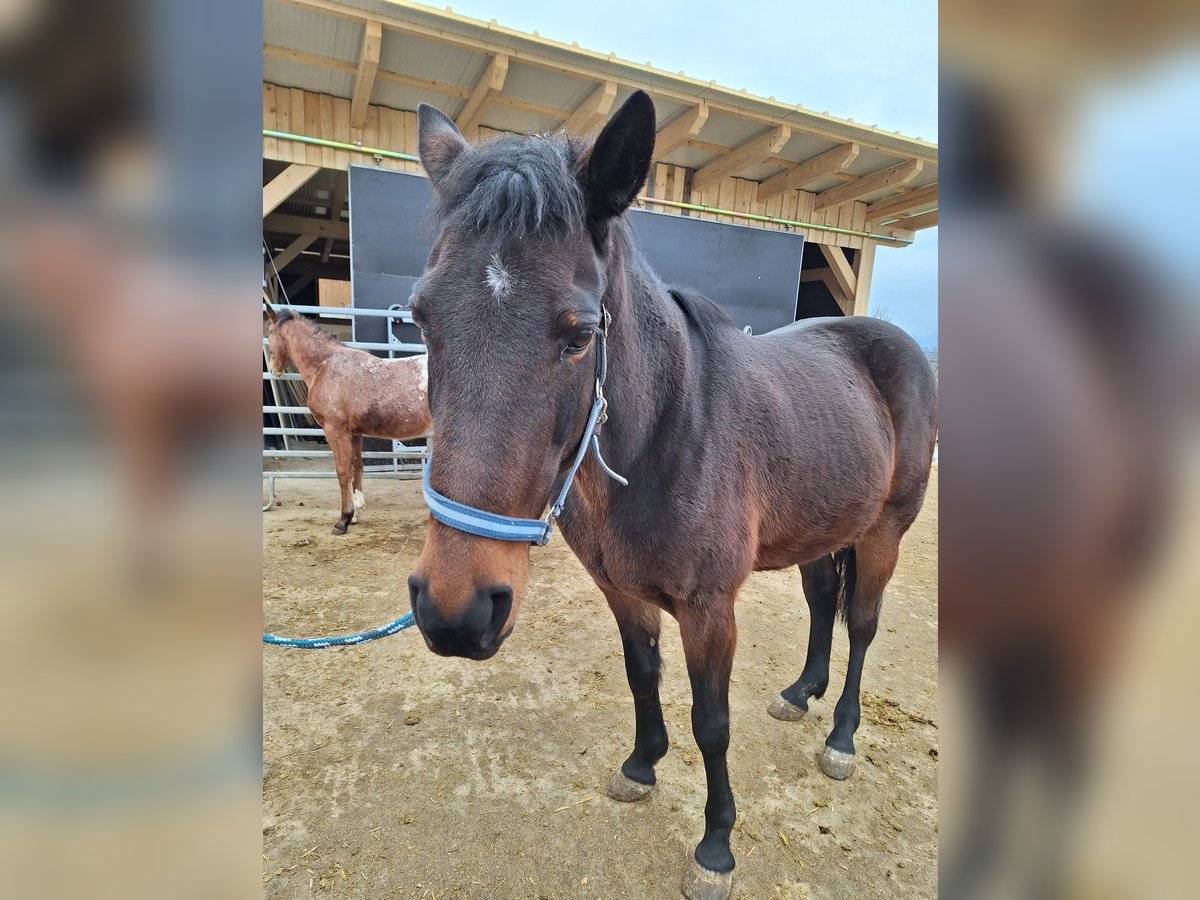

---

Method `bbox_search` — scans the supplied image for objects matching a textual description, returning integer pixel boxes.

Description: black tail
[833,546,857,622]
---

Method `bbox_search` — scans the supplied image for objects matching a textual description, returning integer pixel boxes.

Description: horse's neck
[600,230,694,456]
[286,324,338,381]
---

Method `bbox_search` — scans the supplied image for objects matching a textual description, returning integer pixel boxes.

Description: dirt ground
[263,467,938,899]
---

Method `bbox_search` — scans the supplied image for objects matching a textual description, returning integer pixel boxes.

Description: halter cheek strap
[422,309,627,546]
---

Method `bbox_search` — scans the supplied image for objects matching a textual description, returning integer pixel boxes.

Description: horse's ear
[264,304,277,323]
[581,90,656,227]
[417,104,470,189]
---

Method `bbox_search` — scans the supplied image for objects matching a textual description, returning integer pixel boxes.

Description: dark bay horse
[265,307,431,533]
[406,92,937,899]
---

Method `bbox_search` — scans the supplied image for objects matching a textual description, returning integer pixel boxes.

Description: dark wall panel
[626,209,803,334]
[349,166,805,340]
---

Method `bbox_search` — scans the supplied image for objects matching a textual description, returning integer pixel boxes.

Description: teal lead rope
[263,611,415,648]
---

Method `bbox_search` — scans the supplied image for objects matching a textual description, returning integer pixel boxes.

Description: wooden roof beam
[653,102,709,161]
[813,159,923,212]
[864,185,938,223]
[457,53,509,138]
[263,164,321,218]
[350,20,382,129]
[264,213,349,240]
[756,143,860,202]
[691,125,792,193]
[562,81,617,135]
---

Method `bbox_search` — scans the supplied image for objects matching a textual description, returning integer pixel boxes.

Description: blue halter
[422,309,628,546]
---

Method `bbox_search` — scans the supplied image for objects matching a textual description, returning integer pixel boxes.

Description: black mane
[434,132,587,239]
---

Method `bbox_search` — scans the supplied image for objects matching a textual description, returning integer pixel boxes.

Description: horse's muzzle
[407,575,514,660]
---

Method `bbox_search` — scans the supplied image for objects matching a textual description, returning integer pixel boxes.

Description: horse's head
[407,91,656,660]
[263,306,295,377]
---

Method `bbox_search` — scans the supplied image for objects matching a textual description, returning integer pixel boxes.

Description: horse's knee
[692,711,730,756]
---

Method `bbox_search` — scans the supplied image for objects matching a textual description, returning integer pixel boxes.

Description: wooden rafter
[457,53,509,137]
[894,210,938,231]
[815,159,924,212]
[865,186,938,223]
[562,81,617,134]
[264,213,349,240]
[691,126,791,193]
[653,102,709,160]
[756,143,860,202]
[350,21,383,129]
[263,164,320,217]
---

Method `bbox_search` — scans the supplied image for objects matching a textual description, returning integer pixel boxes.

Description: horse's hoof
[606,770,655,802]
[819,746,856,780]
[681,859,733,900]
[332,524,348,535]
[768,695,807,721]
[350,512,359,525]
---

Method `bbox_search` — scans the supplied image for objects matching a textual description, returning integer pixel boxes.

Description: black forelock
[273,308,295,326]
[433,132,587,240]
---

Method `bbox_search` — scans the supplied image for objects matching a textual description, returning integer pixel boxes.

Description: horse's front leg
[603,592,668,802]
[679,597,737,900]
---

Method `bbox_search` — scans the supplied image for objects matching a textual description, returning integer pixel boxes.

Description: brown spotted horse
[405,92,937,899]
[265,306,431,534]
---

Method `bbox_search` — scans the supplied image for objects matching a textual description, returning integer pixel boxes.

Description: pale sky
[440,0,939,347]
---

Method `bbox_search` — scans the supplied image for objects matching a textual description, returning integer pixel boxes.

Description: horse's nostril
[407,575,422,607]
[487,586,513,641]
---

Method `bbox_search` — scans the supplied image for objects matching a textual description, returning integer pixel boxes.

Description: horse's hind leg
[770,556,837,720]
[603,592,668,803]
[820,527,900,780]
[350,434,364,523]
[327,430,355,534]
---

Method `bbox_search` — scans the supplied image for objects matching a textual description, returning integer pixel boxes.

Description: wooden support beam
[756,143,860,202]
[653,103,709,160]
[264,213,349,240]
[350,20,382,129]
[691,126,792,193]
[271,234,320,271]
[819,245,857,300]
[813,159,923,212]
[864,184,937,223]
[851,240,877,316]
[263,164,320,217]
[892,210,938,231]
[562,81,617,135]
[456,53,508,138]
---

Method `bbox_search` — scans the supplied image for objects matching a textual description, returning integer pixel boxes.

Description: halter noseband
[422,307,628,546]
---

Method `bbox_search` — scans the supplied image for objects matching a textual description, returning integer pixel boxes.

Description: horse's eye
[564,327,595,356]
